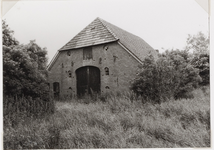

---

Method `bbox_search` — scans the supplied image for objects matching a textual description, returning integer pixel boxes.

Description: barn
[47,17,157,100]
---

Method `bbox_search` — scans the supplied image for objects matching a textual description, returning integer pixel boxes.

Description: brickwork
[48,41,141,99]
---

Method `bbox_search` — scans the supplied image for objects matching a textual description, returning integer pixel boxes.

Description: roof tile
[59,17,157,61]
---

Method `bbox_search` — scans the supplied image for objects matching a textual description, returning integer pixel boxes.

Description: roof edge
[98,18,119,40]
[47,40,119,70]
[46,51,60,71]
[59,39,118,51]
[117,41,143,65]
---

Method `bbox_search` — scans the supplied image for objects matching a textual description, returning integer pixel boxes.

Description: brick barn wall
[48,41,141,100]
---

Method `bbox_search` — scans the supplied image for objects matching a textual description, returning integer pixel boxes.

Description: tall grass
[4,86,210,149]
[3,95,55,128]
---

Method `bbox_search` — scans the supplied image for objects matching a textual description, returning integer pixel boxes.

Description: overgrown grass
[4,86,210,149]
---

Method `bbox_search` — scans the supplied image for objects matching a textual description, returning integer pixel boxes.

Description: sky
[2,0,209,63]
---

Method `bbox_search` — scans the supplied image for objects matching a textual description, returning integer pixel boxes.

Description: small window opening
[67,51,71,56]
[103,45,108,51]
[83,47,92,60]
[105,86,110,89]
[105,67,109,75]
[69,87,72,90]
[68,70,72,77]
[71,61,74,66]
[47,83,50,89]
[53,82,60,93]
[99,58,102,64]
[62,63,64,68]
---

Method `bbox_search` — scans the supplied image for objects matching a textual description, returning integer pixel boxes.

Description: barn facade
[47,18,157,99]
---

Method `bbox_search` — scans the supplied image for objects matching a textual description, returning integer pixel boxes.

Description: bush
[191,53,209,86]
[4,87,210,148]
[3,96,55,128]
[131,50,201,103]
[185,32,209,86]
[2,21,53,121]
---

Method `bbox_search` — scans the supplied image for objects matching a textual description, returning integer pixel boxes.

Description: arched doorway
[76,66,100,96]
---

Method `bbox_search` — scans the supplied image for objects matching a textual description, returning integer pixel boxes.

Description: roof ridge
[59,20,91,50]
[97,18,147,44]
[59,17,118,51]
[98,18,119,40]
[101,18,144,41]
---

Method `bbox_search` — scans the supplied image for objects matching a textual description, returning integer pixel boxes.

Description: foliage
[2,20,19,47]
[185,32,209,85]
[4,87,210,149]
[163,50,201,99]
[131,32,209,102]
[3,21,49,100]
[2,21,54,126]
[191,53,209,85]
[185,31,209,55]
[3,96,55,126]
[131,50,201,102]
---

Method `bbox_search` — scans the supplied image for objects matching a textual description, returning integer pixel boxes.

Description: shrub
[191,53,209,86]
[131,50,201,103]
[4,87,210,148]
[3,96,55,128]
[2,21,53,124]
[3,20,49,100]
[185,32,209,86]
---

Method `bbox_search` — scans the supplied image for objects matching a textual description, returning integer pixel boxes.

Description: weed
[4,87,210,148]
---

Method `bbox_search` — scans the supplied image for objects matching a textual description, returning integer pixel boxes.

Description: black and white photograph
[1,0,211,149]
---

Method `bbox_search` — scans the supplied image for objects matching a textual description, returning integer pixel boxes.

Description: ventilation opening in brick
[68,70,72,77]
[67,51,71,56]
[99,58,102,64]
[105,67,109,75]
[53,82,60,92]
[47,83,50,90]
[103,45,108,51]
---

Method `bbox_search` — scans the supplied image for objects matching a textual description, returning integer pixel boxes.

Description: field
[4,86,210,149]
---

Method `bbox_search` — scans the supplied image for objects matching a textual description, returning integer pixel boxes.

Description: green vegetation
[4,86,210,149]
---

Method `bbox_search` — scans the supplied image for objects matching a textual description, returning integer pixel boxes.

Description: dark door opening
[53,82,60,100]
[76,66,100,96]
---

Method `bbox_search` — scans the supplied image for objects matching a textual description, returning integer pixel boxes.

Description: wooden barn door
[76,66,100,96]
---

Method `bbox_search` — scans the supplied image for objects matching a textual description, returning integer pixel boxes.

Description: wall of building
[48,41,141,100]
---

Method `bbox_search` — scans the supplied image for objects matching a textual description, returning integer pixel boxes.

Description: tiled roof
[59,17,156,61]
[99,18,157,61]
[59,18,118,51]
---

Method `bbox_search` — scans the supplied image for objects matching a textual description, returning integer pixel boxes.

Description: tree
[131,50,201,103]
[185,31,209,55]
[3,21,49,100]
[185,32,209,85]
[2,20,19,47]
[191,53,209,85]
